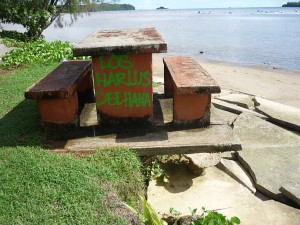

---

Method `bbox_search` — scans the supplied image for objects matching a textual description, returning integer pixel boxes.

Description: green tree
[0,0,119,39]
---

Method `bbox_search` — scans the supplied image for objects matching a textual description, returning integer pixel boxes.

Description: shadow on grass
[0,99,45,148]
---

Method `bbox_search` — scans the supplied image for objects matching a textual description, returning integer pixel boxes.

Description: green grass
[0,64,144,224]
[0,63,59,146]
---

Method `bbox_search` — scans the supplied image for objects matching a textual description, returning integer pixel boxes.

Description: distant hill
[157,6,168,10]
[63,3,135,12]
[90,3,135,11]
[282,1,300,7]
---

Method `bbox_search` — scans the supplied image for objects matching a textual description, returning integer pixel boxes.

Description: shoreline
[153,54,300,109]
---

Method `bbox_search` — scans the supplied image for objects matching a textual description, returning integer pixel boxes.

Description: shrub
[0,39,74,67]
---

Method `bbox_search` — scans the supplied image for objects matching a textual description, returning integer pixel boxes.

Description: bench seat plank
[25,60,92,99]
[163,56,221,95]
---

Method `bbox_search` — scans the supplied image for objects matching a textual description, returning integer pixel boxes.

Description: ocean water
[3,8,300,71]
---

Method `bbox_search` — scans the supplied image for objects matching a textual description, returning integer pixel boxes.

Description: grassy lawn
[0,64,144,224]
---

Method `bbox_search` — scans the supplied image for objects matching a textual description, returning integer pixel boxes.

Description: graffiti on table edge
[96,91,151,108]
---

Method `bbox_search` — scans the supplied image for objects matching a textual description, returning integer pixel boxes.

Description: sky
[120,0,287,10]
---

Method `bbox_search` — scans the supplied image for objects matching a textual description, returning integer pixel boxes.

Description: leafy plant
[0,38,89,68]
[124,195,168,225]
[169,207,182,217]
[150,154,189,183]
[189,207,198,216]
[151,159,169,183]
[191,208,240,225]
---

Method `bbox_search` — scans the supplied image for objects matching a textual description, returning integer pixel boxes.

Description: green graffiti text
[95,70,150,87]
[96,91,151,108]
[99,55,133,69]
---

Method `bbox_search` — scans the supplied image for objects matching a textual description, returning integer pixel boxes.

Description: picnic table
[73,28,167,123]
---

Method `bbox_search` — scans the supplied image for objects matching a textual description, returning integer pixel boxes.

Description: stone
[147,166,300,225]
[65,124,241,156]
[280,183,300,206]
[254,96,300,132]
[184,153,221,175]
[216,93,254,109]
[212,99,267,120]
[218,159,256,193]
[233,113,300,202]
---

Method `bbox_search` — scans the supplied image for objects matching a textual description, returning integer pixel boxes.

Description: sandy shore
[153,54,300,109]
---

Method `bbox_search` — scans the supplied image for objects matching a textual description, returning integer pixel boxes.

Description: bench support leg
[173,93,211,126]
[37,92,79,125]
[164,63,173,98]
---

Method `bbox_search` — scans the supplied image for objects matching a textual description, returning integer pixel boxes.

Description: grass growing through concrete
[0,64,144,224]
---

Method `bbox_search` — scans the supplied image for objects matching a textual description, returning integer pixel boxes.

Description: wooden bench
[163,56,221,126]
[25,60,93,126]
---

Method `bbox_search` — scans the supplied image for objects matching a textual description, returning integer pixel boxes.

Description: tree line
[282,1,300,7]
[0,0,131,39]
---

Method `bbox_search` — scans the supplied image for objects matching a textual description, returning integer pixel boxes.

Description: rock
[216,93,254,109]
[280,183,300,207]
[212,99,267,120]
[184,153,221,175]
[233,113,300,202]
[218,159,256,193]
[147,166,300,225]
[254,97,300,132]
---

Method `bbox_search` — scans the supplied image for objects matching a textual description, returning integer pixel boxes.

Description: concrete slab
[216,93,254,109]
[233,113,300,201]
[147,166,300,225]
[65,124,241,156]
[233,112,300,148]
[212,99,267,120]
[220,151,237,160]
[280,183,300,207]
[237,146,300,202]
[211,106,238,126]
[80,103,99,127]
[218,159,256,193]
[254,97,300,132]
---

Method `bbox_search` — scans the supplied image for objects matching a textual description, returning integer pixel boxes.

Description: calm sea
[4,8,300,71]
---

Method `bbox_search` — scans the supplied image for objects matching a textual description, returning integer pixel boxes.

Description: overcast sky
[121,0,287,10]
